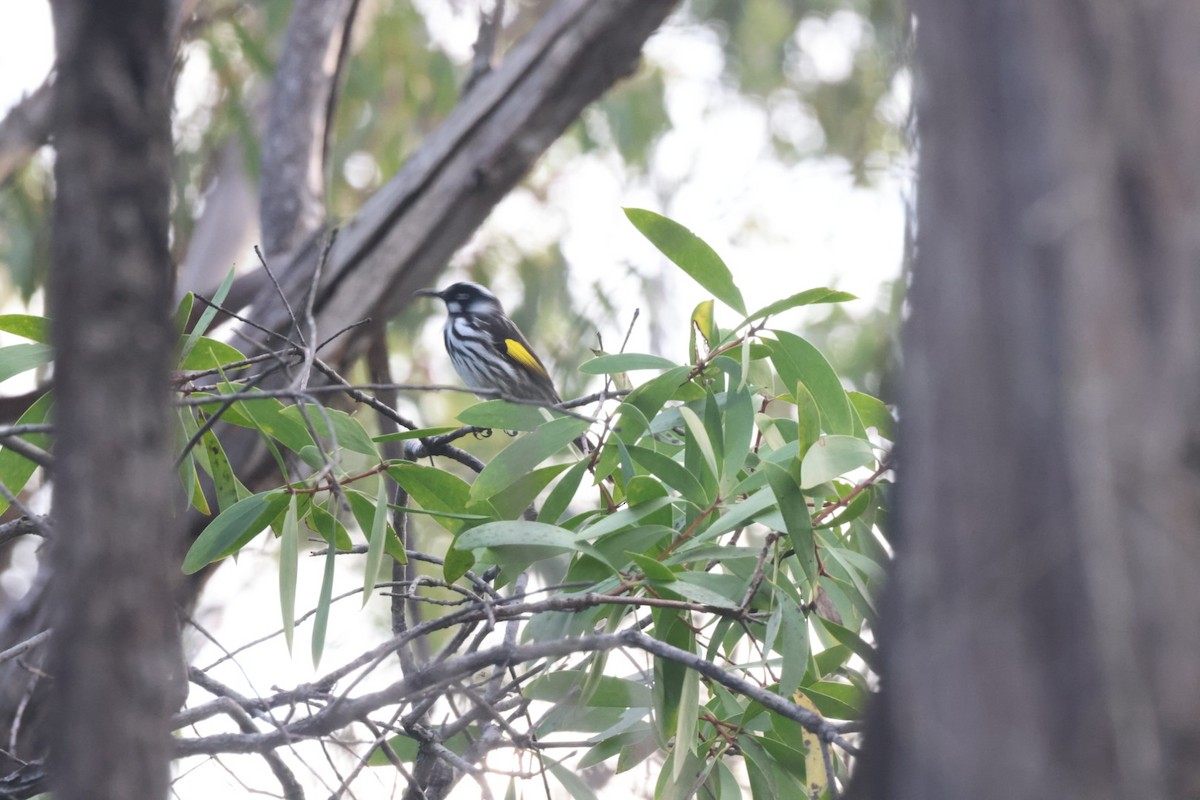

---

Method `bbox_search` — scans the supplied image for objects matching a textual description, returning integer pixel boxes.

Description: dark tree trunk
[45,0,184,797]
[854,2,1200,799]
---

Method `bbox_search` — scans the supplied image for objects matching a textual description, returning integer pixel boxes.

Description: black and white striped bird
[416,281,564,407]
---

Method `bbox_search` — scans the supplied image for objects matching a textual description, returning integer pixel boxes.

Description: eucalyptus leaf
[579,353,678,374]
[470,416,589,501]
[800,435,876,489]
[624,208,746,314]
[182,490,290,573]
[0,343,52,384]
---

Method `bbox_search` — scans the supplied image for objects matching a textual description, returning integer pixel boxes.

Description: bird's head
[415,281,503,318]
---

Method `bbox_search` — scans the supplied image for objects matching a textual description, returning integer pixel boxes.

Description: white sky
[0,3,53,113]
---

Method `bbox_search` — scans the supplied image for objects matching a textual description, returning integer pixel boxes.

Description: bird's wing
[480,314,560,402]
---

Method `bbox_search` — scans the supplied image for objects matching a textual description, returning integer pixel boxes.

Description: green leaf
[652,609,694,746]
[179,336,246,372]
[592,524,672,571]
[200,426,244,511]
[577,496,675,540]
[183,490,290,573]
[741,735,789,800]
[217,389,314,454]
[810,644,853,681]
[457,400,552,431]
[800,435,876,489]
[612,365,690,446]
[849,391,895,440]
[485,463,569,520]
[794,381,822,458]
[547,758,600,800]
[691,299,716,354]
[624,208,747,314]
[373,426,458,442]
[629,551,675,582]
[538,459,591,525]
[306,502,353,551]
[659,747,708,800]
[721,386,755,490]
[280,404,379,457]
[174,292,194,336]
[675,663,700,775]
[678,407,718,482]
[180,265,235,362]
[769,331,852,434]
[525,671,651,708]
[469,416,590,501]
[311,513,339,667]
[665,574,743,609]
[578,728,656,770]
[457,520,612,569]
[279,495,300,651]
[366,730,470,766]
[579,353,678,374]
[735,287,857,329]
[387,462,474,534]
[814,616,879,671]
[779,602,810,698]
[804,680,865,719]
[443,546,476,584]
[0,343,52,384]
[361,478,390,604]
[0,392,52,516]
[702,487,777,540]
[175,409,208,515]
[628,444,709,506]
[624,475,674,528]
[0,314,50,343]
[764,462,817,586]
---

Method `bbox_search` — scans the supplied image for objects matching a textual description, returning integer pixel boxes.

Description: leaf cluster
[0,213,891,797]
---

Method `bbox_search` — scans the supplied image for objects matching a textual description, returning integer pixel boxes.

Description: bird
[416,281,563,405]
[416,281,593,456]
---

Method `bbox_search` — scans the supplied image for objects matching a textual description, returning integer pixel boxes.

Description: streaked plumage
[416,281,562,405]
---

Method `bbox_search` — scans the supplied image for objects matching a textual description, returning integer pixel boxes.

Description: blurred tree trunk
[44,0,184,798]
[854,2,1200,799]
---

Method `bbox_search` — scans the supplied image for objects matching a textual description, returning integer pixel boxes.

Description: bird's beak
[414,287,443,299]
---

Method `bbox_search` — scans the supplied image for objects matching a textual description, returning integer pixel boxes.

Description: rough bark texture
[44,0,184,798]
[854,2,1200,799]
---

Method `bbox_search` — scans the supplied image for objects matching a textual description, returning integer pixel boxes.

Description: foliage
[0,213,890,795]
[0,0,909,794]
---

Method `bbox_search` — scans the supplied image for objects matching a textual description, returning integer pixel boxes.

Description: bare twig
[0,516,47,548]
[0,631,51,667]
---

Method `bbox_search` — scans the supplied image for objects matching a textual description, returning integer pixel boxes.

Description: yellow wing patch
[504,338,547,376]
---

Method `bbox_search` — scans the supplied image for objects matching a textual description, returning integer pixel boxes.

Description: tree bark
[44,0,184,798]
[259,0,357,259]
[249,0,681,366]
[854,2,1200,799]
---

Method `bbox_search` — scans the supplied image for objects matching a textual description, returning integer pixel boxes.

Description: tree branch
[259,0,357,258]
[248,0,681,364]
[0,79,53,187]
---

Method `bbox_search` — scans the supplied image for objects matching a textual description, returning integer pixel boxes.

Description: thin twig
[0,516,47,547]
[0,630,51,666]
[0,434,52,471]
